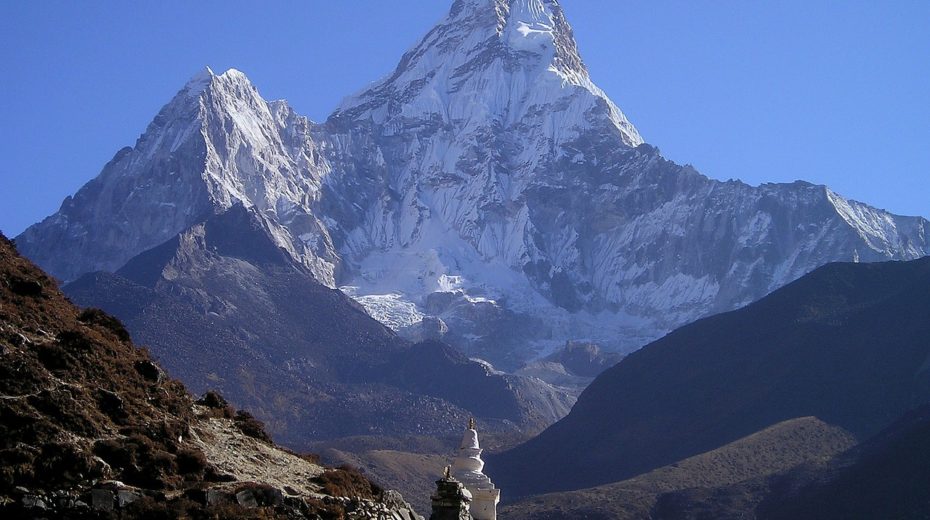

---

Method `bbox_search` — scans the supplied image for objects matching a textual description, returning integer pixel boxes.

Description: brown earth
[0,233,421,519]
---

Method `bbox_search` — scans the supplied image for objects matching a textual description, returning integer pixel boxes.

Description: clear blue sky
[2,1,928,237]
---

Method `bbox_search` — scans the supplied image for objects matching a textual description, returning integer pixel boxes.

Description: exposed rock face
[63,205,574,442]
[316,0,929,367]
[15,0,930,370]
[16,67,338,287]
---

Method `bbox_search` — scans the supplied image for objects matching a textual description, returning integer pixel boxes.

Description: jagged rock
[425,292,459,314]
[205,489,233,506]
[21,495,49,510]
[429,477,472,520]
[133,359,164,383]
[116,489,142,507]
[400,316,450,343]
[235,489,258,508]
[9,277,42,297]
[91,489,114,511]
[96,389,125,420]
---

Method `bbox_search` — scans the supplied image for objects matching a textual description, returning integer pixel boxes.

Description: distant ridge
[492,256,930,497]
[63,204,573,444]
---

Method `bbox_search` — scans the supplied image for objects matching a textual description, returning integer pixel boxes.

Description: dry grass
[313,465,383,500]
[502,417,857,519]
[0,234,402,518]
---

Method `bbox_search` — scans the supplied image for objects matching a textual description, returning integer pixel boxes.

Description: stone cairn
[429,465,472,520]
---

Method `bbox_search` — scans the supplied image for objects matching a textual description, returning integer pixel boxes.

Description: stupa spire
[451,419,500,520]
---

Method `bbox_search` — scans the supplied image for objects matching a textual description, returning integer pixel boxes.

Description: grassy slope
[502,417,856,519]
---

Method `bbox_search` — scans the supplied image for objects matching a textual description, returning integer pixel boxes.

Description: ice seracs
[450,419,499,520]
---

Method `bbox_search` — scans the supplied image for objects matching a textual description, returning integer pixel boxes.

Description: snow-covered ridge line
[15,0,929,371]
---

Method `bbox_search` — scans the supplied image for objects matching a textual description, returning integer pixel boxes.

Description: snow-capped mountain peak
[331,0,641,147]
[183,66,215,95]
[16,1,930,372]
[16,66,339,285]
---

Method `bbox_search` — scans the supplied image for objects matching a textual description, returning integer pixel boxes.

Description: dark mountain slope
[492,256,930,497]
[641,404,930,519]
[756,405,930,519]
[501,417,856,519]
[65,205,572,445]
[0,233,421,518]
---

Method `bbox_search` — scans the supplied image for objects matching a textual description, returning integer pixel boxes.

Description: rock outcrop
[429,475,473,520]
[62,205,574,443]
[0,233,421,519]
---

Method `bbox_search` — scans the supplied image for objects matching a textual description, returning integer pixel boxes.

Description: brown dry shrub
[304,497,347,520]
[56,329,93,351]
[35,342,71,371]
[312,465,382,500]
[197,391,235,419]
[234,482,284,507]
[298,452,321,465]
[234,410,271,442]
[26,389,101,438]
[34,442,102,487]
[176,447,208,476]
[94,438,135,468]
[78,307,132,342]
[94,435,179,489]
[204,464,237,483]
[0,447,35,489]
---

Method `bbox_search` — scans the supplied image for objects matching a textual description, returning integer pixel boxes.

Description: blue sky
[1,1,928,236]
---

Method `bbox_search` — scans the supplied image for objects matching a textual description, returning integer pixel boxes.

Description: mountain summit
[16,1,930,371]
[331,0,642,148]
[17,67,337,285]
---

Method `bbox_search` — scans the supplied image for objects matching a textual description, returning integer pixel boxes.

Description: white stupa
[451,418,500,520]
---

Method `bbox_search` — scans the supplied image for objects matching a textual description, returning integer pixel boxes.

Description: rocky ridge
[0,233,421,519]
[62,204,574,443]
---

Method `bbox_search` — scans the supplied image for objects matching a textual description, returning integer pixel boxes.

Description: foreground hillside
[492,256,930,497]
[0,233,420,519]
